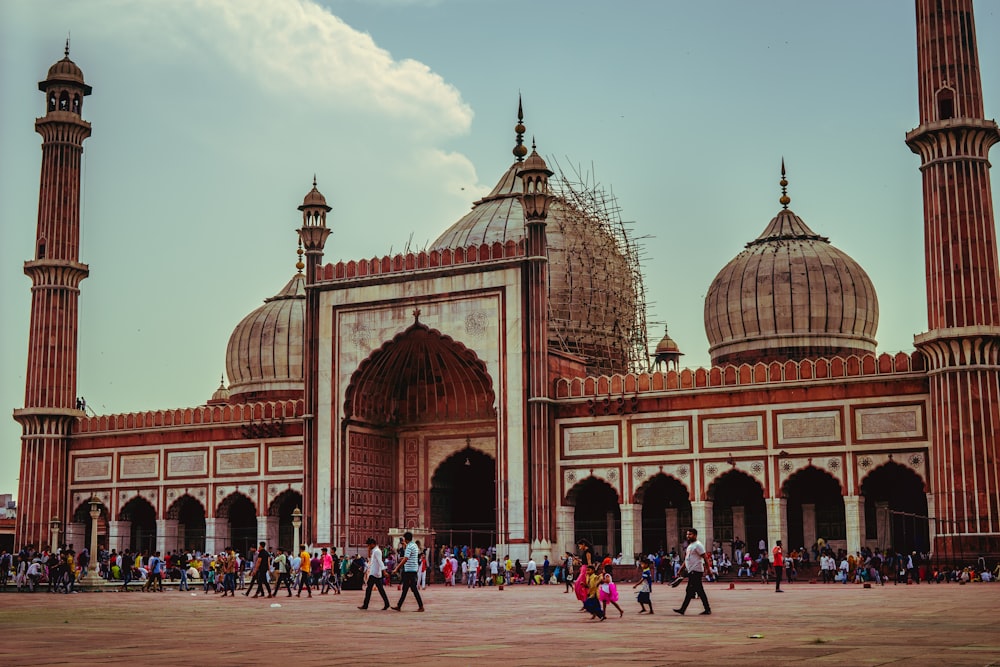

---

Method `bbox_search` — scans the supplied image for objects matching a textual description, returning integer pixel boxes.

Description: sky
[1,0,998,500]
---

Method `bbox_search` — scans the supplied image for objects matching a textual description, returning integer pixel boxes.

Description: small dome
[300,180,330,210]
[654,329,681,356]
[704,208,878,366]
[207,377,231,405]
[522,149,549,172]
[46,57,86,85]
[225,274,306,402]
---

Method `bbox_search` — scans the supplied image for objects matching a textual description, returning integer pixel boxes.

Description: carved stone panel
[633,421,689,452]
[563,425,619,457]
[702,416,763,449]
[777,410,841,444]
[855,405,923,441]
[120,454,158,480]
[74,456,112,482]
[217,447,259,475]
[167,451,208,477]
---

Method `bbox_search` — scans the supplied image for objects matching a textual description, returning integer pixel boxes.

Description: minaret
[519,124,555,552]
[906,0,1000,557]
[297,177,331,545]
[13,43,93,549]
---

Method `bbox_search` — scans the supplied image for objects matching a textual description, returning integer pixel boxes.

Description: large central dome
[704,193,879,366]
[432,157,642,376]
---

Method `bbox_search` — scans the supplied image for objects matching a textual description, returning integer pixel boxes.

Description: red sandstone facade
[13,3,999,563]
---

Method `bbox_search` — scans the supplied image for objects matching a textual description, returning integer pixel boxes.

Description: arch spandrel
[705,467,766,502]
[216,489,258,518]
[856,453,929,494]
[267,484,303,514]
[778,457,846,496]
[165,493,207,520]
[165,487,208,514]
[117,489,158,518]
[427,436,497,480]
[631,467,692,503]
[71,490,112,516]
[563,469,622,505]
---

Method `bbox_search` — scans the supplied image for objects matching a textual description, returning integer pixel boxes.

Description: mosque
[14,0,999,565]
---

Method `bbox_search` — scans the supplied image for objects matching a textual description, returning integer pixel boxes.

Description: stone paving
[1,579,998,666]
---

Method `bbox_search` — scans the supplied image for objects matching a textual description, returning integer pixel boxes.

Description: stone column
[925,493,937,558]
[875,501,891,552]
[556,506,575,556]
[205,518,227,555]
[605,511,616,555]
[256,515,270,547]
[691,501,713,546]
[801,503,816,553]
[765,497,787,553]
[665,508,679,553]
[157,519,179,555]
[263,516,279,548]
[108,520,131,553]
[844,495,863,556]
[619,504,641,561]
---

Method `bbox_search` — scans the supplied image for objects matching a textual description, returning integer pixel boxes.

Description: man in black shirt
[250,542,272,598]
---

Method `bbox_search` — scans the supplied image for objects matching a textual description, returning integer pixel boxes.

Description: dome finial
[295,237,305,274]
[312,173,317,189]
[513,94,527,162]
[65,34,70,58]
[779,158,791,210]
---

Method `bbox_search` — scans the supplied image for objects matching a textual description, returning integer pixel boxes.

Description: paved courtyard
[1,579,998,666]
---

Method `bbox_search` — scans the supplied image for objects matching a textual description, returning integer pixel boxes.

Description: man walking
[673,528,711,616]
[249,542,272,598]
[772,540,785,592]
[296,544,312,598]
[357,537,390,610]
[391,532,424,612]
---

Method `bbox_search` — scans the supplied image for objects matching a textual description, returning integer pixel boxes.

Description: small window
[937,89,955,120]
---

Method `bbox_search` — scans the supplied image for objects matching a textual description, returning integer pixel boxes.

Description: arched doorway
[119,496,156,554]
[707,470,766,556]
[567,477,621,557]
[343,321,498,552]
[167,495,206,553]
[431,448,496,550]
[634,474,691,555]
[218,493,257,556]
[861,462,929,556]
[782,466,845,553]
[269,490,302,551]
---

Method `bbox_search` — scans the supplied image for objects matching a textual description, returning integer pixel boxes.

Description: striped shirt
[403,542,420,572]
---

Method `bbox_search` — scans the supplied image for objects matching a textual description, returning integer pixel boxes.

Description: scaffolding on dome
[546,158,651,376]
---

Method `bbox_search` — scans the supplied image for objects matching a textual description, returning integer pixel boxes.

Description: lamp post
[49,516,62,552]
[81,496,102,585]
[291,507,302,550]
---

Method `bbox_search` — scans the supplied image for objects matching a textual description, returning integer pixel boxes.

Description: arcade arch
[782,466,845,552]
[430,448,497,549]
[707,470,766,556]
[567,477,621,557]
[167,495,207,553]
[269,489,303,551]
[118,496,157,553]
[218,493,257,555]
[634,473,691,554]
[71,499,109,556]
[861,462,929,555]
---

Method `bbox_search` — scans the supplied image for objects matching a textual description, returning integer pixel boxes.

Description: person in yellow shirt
[297,544,312,598]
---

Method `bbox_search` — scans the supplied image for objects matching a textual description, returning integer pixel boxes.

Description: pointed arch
[430,448,497,549]
[565,476,621,556]
[166,494,207,552]
[782,465,847,546]
[344,321,496,427]
[633,473,692,554]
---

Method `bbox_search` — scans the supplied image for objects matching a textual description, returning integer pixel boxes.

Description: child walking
[633,557,654,614]
[599,571,624,618]
[582,565,606,620]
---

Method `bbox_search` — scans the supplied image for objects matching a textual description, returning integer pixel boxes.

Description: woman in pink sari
[573,538,594,609]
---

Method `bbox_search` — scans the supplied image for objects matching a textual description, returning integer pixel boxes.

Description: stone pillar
[844,495,863,556]
[765,497,787,553]
[731,505,746,556]
[256,515,271,547]
[665,508,679,553]
[263,516,279,548]
[619,504,641,561]
[605,511,616,555]
[205,518,227,555]
[157,519,179,555]
[691,501,713,546]
[925,493,937,558]
[801,503,816,553]
[556,506,574,556]
[108,520,131,553]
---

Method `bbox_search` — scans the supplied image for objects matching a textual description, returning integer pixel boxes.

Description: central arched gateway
[341,320,499,553]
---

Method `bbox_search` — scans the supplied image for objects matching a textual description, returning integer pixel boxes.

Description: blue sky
[1,0,998,498]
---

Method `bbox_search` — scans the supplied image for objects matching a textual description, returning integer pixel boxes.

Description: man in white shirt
[673,528,712,616]
[467,554,479,588]
[357,537,390,610]
[526,558,537,585]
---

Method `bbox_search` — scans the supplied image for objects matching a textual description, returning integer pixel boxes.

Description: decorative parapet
[74,399,305,434]
[319,240,525,282]
[554,351,924,399]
